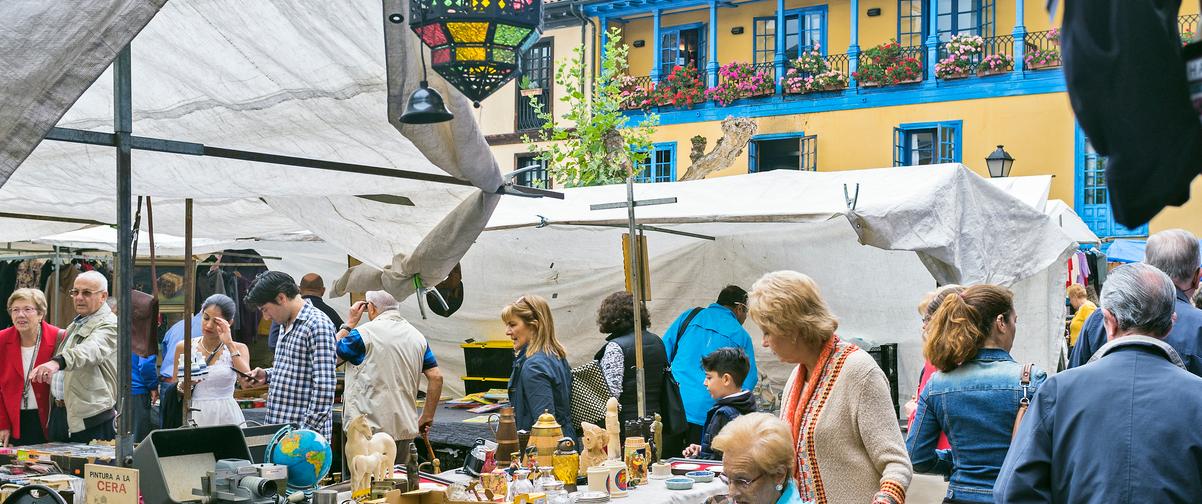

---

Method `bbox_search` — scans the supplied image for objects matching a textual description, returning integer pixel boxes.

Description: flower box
[940,70,971,80]
[977,67,1010,77]
[1026,60,1061,71]
[863,76,923,87]
[520,87,544,97]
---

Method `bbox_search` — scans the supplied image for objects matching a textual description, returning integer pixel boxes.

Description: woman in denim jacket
[905,284,1046,504]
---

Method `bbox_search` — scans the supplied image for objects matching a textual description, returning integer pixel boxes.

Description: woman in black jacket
[594,291,668,426]
[503,295,575,438]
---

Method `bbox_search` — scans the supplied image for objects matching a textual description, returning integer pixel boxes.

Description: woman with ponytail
[904,284,1046,503]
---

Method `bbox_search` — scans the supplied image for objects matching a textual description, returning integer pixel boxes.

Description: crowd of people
[0,228,1200,504]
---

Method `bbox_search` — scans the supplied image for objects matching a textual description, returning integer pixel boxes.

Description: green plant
[519,75,538,89]
[521,28,659,187]
[654,64,707,108]
[854,40,922,85]
[705,62,774,106]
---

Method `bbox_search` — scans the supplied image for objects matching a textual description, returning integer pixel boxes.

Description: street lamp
[985,145,1015,178]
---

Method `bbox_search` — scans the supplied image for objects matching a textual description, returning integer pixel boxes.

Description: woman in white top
[172,294,250,427]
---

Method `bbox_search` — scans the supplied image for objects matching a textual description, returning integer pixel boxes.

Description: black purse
[660,307,704,437]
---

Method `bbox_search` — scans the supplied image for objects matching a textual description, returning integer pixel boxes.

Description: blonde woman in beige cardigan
[748,271,912,504]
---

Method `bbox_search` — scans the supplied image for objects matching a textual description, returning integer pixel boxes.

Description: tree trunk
[678,116,758,181]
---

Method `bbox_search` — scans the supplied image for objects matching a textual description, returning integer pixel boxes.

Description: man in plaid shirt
[245,272,336,440]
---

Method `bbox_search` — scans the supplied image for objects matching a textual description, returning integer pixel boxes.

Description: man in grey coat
[30,271,119,443]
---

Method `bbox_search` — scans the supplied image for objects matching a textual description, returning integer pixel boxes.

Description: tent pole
[183,200,194,427]
[114,44,135,466]
[626,176,647,419]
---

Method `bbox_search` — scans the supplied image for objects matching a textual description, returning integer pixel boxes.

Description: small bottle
[509,469,534,501]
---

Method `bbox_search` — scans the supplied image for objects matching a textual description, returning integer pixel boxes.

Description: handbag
[570,360,613,430]
[1010,363,1034,440]
[659,307,705,437]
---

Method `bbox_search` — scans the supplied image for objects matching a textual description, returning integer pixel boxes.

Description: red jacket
[0,321,61,440]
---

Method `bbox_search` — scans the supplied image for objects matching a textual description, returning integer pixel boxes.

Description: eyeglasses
[8,307,39,315]
[68,289,103,298]
[720,472,766,490]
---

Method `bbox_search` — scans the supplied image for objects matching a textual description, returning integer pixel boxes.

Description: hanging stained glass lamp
[409,0,544,107]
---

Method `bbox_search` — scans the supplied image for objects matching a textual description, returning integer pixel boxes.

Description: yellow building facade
[479,0,1202,239]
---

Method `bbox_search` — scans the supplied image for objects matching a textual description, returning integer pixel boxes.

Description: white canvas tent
[0,0,506,300]
[387,164,1077,402]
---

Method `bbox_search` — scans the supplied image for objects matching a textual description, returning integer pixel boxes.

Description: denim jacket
[905,348,1047,503]
[509,346,576,439]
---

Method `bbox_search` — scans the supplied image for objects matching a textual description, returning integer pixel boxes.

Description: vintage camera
[193,459,288,504]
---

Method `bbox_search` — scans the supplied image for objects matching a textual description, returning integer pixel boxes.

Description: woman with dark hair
[594,291,668,425]
[172,294,251,426]
[906,284,1046,503]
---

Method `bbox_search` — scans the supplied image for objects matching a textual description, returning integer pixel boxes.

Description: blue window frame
[898,0,994,45]
[514,153,550,189]
[893,121,961,166]
[1074,127,1148,238]
[749,133,818,172]
[898,0,925,47]
[752,6,828,64]
[660,23,707,77]
[634,142,676,183]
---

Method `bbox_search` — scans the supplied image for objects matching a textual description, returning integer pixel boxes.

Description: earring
[775,484,784,491]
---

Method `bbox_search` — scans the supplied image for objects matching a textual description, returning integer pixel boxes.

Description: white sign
[84,463,139,504]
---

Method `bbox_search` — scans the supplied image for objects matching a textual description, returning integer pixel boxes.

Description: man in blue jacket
[662,285,758,446]
[1069,229,1202,375]
[996,263,1202,503]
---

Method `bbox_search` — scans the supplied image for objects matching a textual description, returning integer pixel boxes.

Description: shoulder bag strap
[1011,363,1034,440]
[668,307,705,364]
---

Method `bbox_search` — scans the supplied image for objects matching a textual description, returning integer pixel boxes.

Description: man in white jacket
[336,290,443,461]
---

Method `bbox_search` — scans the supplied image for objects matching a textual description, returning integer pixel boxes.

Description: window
[898,0,925,47]
[514,153,550,189]
[749,134,818,172]
[1076,130,1148,238]
[660,25,706,77]
[753,7,828,64]
[897,0,994,45]
[634,143,676,183]
[893,121,961,166]
[516,39,552,131]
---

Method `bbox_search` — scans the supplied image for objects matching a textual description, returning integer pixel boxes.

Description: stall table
[432,469,727,503]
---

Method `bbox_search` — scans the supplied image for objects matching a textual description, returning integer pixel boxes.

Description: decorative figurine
[345,415,397,496]
[652,413,664,462]
[605,398,621,460]
[623,436,648,486]
[552,437,580,486]
[579,422,608,473]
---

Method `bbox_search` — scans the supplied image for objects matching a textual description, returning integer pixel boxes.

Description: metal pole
[183,199,194,426]
[114,45,134,466]
[626,177,646,418]
[51,247,60,325]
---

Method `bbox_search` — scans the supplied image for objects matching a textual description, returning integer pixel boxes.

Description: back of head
[245,271,299,307]
[924,284,1012,372]
[710,412,795,475]
[1066,284,1087,302]
[299,273,325,293]
[202,294,238,320]
[596,290,651,335]
[1100,263,1176,338]
[365,290,399,312]
[702,347,750,386]
[1145,229,1201,286]
[924,284,965,322]
[716,285,748,308]
[502,294,564,358]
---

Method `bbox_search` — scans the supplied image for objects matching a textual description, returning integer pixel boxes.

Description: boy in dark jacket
[682,347,757,460]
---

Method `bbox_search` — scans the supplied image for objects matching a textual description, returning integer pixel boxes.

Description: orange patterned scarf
[781,336,857,503]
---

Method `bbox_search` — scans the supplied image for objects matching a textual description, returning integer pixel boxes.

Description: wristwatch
[339,324,353,332]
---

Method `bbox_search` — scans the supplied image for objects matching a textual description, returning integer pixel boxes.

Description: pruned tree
[678,116,758,181]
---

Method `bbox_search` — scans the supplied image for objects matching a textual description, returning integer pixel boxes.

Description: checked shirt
[264,301,337,440]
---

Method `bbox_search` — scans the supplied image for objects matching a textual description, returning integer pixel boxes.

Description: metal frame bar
[114,46,135,466]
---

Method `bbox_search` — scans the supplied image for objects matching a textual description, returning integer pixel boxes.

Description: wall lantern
[985,144,1015,178]
[632,39,646,47]
[407,0,544,108]
[730,26,744,35]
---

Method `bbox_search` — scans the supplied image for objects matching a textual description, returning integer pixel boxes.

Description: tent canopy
[0,0,505,300]
[1104,238,1202,265]
[390,164,1077,399]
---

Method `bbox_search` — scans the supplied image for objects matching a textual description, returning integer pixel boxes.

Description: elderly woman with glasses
[502,295,575,437]
[748,271,911,504]
[712,412,803,504]
[0,289,63,446]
